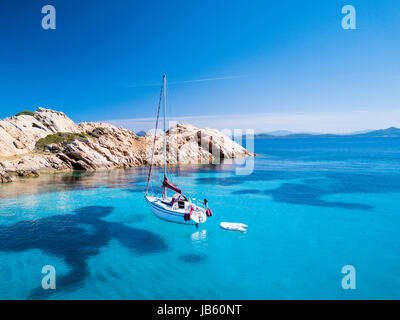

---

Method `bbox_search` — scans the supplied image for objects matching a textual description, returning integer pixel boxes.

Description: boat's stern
[190,206,208,224]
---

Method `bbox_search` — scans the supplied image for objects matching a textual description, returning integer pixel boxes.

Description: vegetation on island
[35,128,106,151]
[15,110,35,117]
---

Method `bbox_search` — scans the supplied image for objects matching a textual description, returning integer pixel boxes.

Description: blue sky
[1,0,400,133]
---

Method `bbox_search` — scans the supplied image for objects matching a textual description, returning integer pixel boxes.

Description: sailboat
[144,74,212,225]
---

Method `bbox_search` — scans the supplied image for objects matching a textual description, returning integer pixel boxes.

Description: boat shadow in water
[0,206,167,299]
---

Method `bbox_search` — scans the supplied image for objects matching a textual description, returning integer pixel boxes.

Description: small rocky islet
[0,108,253,183]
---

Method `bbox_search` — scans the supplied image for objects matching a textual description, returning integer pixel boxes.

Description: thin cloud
[126,75,243,88]
[104,109,400,134]
[168,75,243,85]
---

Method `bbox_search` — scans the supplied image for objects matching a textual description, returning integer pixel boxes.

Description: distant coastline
[251,127,400,139]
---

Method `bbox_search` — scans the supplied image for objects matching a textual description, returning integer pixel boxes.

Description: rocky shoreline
[0,108,253,183]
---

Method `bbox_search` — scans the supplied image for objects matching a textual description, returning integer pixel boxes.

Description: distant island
[253,127,400,139]
[135,130,147,137]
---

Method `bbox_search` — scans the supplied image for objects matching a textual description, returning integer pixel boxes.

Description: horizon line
[102,109,400,135]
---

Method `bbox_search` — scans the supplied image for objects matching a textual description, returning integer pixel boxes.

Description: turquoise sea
[0,137,399,300]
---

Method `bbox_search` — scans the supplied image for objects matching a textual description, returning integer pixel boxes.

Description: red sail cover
[163,176,182,194]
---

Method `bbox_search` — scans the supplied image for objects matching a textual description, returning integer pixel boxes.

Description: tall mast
[163,74,167,198]
[145,77,164,196]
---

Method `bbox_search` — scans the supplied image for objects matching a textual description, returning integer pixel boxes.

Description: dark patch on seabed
[180,253,207,263]
[122,214,146,223]
[262,172,400,210]
[196,169,308,187]
[232,189,261,195]
[263,183,372,210]
[208,169,400,210]
[0,206,167,299]
[199,169,400,188]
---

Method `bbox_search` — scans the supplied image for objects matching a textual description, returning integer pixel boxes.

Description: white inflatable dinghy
[220,222,248,232]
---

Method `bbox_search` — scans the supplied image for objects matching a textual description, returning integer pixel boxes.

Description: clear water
[0,137,399,299]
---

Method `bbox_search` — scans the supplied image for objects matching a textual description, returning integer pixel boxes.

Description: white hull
[145,195,207,225]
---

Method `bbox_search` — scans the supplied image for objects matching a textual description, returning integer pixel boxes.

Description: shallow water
[0,137,399,299]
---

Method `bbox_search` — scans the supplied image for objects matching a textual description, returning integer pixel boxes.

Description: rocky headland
[0,108,253,183]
